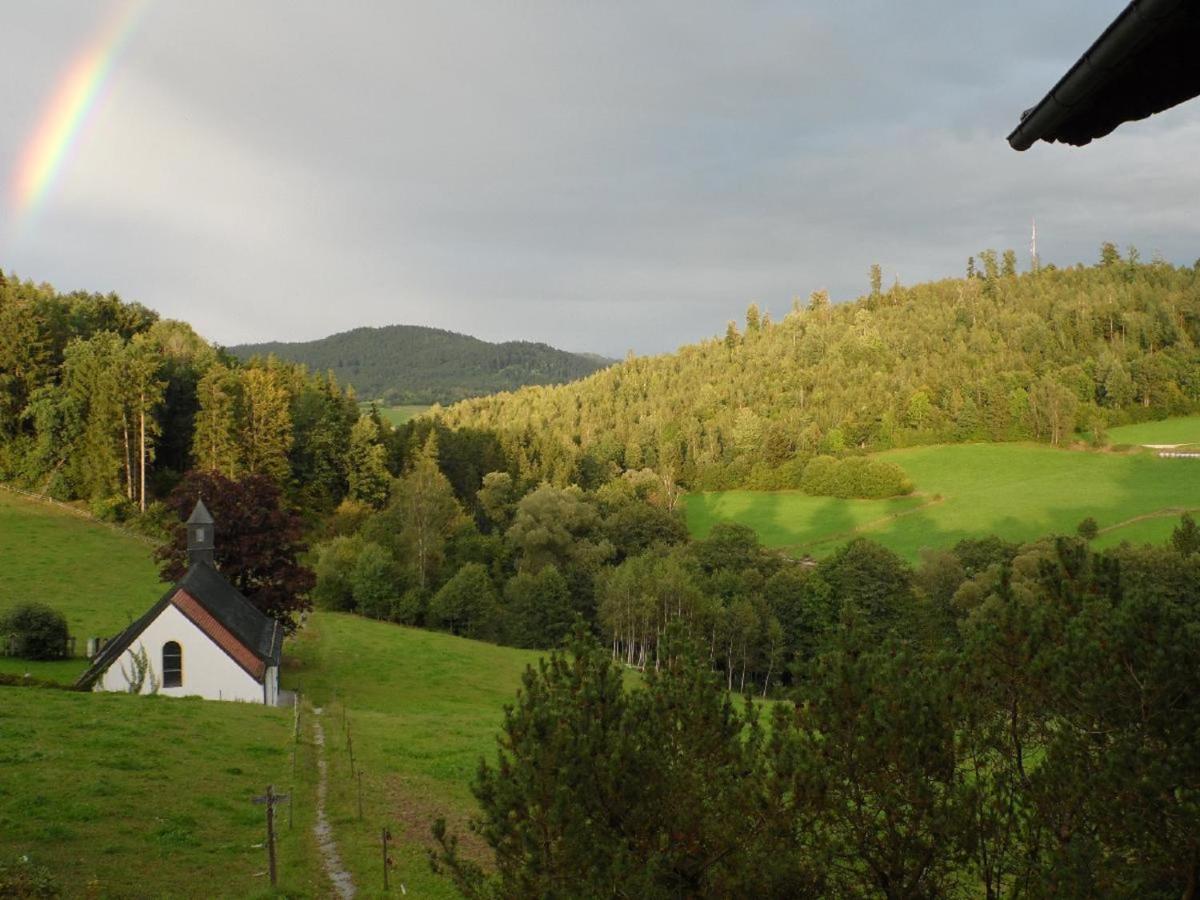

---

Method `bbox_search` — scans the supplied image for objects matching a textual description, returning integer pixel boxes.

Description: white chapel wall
[95,603,264,703]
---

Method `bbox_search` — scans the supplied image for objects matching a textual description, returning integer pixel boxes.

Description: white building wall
[264,666,279,707]
[95,603,265,703]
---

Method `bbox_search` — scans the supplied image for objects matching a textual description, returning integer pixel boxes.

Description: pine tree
[241,365,293,482]
[192,364,244,476]
[346,415,390,508]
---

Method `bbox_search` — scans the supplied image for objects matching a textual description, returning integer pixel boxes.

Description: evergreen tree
[192,364,244,477]
[241,364,293,482]
[347,415,390,508]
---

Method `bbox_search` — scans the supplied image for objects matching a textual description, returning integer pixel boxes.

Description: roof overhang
[1008,0,1200,150]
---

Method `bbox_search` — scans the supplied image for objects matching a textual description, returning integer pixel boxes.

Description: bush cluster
[0,603,70,660]
[799,455,914,499]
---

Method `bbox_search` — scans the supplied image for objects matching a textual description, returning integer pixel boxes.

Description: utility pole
[1031,217,1040,273]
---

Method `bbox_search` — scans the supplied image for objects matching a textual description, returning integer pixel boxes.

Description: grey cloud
[1,1,1196,357]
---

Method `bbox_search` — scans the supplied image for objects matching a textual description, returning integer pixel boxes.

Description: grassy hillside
[0,493,548,896]
[284,613,544,896]
[1107,414,1200,447]
[231,324,612,406]
[0,688,324,897]
[687,440,1200,560]
[0,490,166,681]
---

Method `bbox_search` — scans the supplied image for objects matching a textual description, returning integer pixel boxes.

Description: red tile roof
[171,588,267,679]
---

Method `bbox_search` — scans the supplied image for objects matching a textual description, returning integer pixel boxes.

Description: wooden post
[357,770,363,821]
[292,693,300,779]
[265,785,277,888]
[382,827,391,891]
[253,785,289,888]
[347,730,355,778]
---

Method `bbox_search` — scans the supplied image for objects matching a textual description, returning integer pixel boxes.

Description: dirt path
[1098,505,1200,535]
[312,709,356,899]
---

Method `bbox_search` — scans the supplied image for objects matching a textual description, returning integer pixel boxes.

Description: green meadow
[1106,414,1200,447]
[284,613,544,896]
[0,688,325,898]
[0,490,166,681]
[363,404,430,427]
[0,491,541,897]
[687,440,1200,560]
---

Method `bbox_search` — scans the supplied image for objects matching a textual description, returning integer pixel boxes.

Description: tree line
[433,519,1200,898]
[0,269,364,521]
[438,246,1200,490]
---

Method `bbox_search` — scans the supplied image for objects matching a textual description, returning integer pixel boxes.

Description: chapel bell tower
[187,499,215,566]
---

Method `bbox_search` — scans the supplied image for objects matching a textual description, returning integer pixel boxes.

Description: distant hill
[229,325,613,404]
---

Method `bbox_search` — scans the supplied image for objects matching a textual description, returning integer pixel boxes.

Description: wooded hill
[439,249,1200,489]
[229,324,612,405]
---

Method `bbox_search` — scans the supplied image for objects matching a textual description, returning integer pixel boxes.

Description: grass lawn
[0,485,559,896]
[0,490,167,682]
[687,441,1200,561]
[1107,414,1200,447]
[362,404,430,427]
[0,687,325,898]
[285,612,545,897]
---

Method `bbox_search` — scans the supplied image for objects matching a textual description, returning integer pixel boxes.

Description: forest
[440,247,1200,489]
[230,323,611,405]
[433,523,1200,898]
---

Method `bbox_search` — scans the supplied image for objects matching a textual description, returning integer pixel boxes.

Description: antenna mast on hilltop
[1031,217,1040,272]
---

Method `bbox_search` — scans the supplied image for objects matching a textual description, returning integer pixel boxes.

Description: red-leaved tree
[156,470,314,632]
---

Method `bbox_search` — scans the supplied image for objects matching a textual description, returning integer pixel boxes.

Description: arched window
[163,641,182,688]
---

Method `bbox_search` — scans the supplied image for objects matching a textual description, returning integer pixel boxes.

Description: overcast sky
[2,2,1198,357]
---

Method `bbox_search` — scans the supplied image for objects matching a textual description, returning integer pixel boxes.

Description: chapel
[77,500,282,704]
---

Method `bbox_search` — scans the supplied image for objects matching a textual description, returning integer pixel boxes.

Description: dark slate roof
[76,561,282,689]
[187,499,213,525]
[1008,0,1200,150]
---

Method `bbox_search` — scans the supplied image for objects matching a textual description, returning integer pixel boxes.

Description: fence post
[382,827,391,891]
[266,785,277,887]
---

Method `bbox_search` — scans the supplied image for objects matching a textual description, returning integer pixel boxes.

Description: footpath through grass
[687,441,1200,561]
[285,612,544,897]
[0,687,325,898]
[0,490,166,682]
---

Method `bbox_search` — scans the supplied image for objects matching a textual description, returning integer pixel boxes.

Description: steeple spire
[187,499,215,566]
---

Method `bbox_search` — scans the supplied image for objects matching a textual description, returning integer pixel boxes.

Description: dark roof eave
[1007,0,1193,151]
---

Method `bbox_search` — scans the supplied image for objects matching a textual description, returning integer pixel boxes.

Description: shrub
[90,494,134,523]
[391,589,427,626]
[0,603,69,660]
[1077,517,1100,541]
[0,855,60,898]
[800,455,913,499]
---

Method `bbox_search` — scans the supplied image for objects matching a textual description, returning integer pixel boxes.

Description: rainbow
[9,0,150,220]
